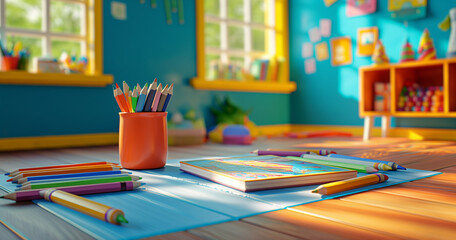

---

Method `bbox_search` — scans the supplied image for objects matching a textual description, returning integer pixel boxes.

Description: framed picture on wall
[357,27,378,56]
[346,0,377,17]
[330,37,352,66]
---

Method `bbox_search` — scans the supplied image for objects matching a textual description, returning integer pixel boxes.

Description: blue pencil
[328,154,406,171]
[135,83,148,112]
[143,79,157,112]
[18,173,132,187]
[13,170,128,184]
[161,83,173,112]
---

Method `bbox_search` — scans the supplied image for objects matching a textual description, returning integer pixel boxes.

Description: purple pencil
[252,150,318,157]
[0,181,142,201]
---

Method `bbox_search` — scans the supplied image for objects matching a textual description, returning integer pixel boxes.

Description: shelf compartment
[359,68,391,115]
[449,63,456,112]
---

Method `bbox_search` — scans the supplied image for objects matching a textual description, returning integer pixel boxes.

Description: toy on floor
[399,38,415,62]
[168,110,206,146]
[439,8,456,58]
[397,83,443,112]
[208,97,258,144]
[418,28,437,61]
[371,40,389,65]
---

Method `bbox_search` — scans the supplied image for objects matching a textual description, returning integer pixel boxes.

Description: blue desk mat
[0,157,442,240]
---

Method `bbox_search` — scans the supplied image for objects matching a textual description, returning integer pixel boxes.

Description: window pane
[251,0,265,24]
[204,0,219,17]
[228,56,244,80]
[5,0,42,31]
[205,22,220,48]
[228,26,243,50]
[51,39,82,59]
[51,1,83,35]
[227,0,243,21]
[206,54,220,80]
[252,28,265,52]
[6,35,42,70]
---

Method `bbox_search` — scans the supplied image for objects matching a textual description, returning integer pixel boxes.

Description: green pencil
[286,156,378,173]
[178,0,184,24]
[19,175,141,190]
[131,87,139,112]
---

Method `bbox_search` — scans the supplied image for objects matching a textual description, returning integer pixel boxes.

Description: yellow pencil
[40,189,128,224]
[312,173,389,195]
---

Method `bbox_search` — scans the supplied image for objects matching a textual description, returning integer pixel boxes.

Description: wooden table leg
[363,116,373,141]
[381,116,390,138]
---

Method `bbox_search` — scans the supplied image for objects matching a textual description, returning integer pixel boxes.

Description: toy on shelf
[208,97,258,145]
[59,52,88,74]
[374,82,390,111]
[438,8,456,58]
[399,38,415,63]
[397,83,443,112]
[371,40,389,65]
[417,29,437,61]
[168,110,206,146]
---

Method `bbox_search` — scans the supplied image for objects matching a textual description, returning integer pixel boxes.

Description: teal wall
[289,0,456,128]
[0,0,290,139]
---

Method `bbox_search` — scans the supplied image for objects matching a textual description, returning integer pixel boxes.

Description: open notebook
[180,155,357,191]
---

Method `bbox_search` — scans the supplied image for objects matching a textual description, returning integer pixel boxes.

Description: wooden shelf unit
[190,79,296,93]
[359,58,456,140]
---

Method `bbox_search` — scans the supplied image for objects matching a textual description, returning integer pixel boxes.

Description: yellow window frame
[191,0,295,93]
[0,0,113,87]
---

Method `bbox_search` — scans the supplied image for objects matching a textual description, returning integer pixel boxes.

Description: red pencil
[115,83,130,112]
[112,84,127,112]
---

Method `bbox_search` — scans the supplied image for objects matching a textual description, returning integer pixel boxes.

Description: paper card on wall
[331,37,352,66]
[111,1,127,20]
[388,0,427,20]
[346,0,377,17]
[323,0,339,7]
[302,43,313,58]
[305,58,316,74]
[357,27,378,56]
[315,42,329,61]
[309,28,321,42]
[320,19,332,37]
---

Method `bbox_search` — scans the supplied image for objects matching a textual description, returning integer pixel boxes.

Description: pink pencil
[0,181,142,201]
[151,83,163,112]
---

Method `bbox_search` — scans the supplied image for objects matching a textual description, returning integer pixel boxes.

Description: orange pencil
[6,161,119,176]
[112,84,126,112]
[8,163,120,178]
[123,81,132,112]
[9,165,122,182]
[115,83,130,112]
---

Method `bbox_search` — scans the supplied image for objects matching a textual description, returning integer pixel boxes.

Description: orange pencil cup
[119,112,168,169]
[2,56,20,70]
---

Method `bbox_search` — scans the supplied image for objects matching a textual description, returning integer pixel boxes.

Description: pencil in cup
[1,181,142,202]
[14,170,127,184]
[40,189,129,224]
[287,156,378,173]
[328,154,406,171]
[300,154,392,171]
[143,79,157,112]
[135,83,148,112]
[19,175,141,190]
[312,173,389,195]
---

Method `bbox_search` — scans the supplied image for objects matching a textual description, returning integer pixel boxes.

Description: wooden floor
[1,136,456,240]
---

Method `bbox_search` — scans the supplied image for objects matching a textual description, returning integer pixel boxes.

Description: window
[0,0,101,75]
[192,0,295,93]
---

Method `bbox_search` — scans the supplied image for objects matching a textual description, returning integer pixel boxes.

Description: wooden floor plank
[144,231,204,240]
[291,199,456,240]
[374,185,456,205]
[188,221,301,240]
[242,209,396,240]
[340,191,456,223]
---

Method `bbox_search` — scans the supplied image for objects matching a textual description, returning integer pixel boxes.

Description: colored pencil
[328,154,406,170]
[135,83,148,112]
[164,0,172,24]
[8,163,119,178]
[143,79,157,112]
[300,154,393,171]
[15,170,128,184]
[178,0,184,24]
[260,148,336,156]
[312,173,389,195]
[115,83,130,112]
[252,150,318,157]
[112,84,127,112]
[287,156,378,173]
[131,88,138,112]
[20,173,133,186]
[156,85,168,112]
[41,189,128,224]
[151,83,163,112]
[161,83,173,112]
[19,175,141,190]
[9,165,122,182]
[1,181,142,202]
[123,81,132,112]
[5,161,118,176]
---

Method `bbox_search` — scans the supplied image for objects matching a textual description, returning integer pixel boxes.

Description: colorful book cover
[180,155,357,191]
[250,59,263,80]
